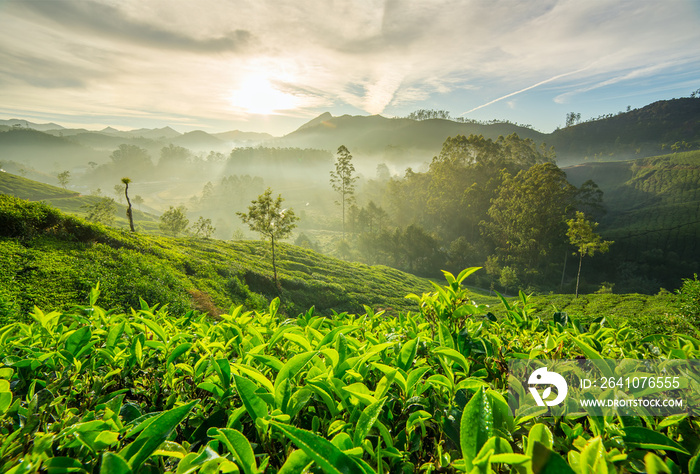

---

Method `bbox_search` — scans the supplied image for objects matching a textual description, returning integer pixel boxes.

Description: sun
[228,75,301,115]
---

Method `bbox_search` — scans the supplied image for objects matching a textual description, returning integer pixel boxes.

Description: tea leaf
[270,421,366,474]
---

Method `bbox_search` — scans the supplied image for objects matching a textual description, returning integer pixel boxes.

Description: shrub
[678,273,700,324]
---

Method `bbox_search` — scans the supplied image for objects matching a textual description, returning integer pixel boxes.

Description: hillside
[273,113,546,158]
[0,194,436,323]
[270,97,700,164]
[550,97,700,165]
[0,128,102,169]
[564,150,700,291]
[0,171,160,232]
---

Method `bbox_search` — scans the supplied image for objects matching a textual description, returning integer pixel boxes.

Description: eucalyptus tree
[330,145,358,239]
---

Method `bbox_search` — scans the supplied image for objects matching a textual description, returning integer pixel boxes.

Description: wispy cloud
[461,66,592,115]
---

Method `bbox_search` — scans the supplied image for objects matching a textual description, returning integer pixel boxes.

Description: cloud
[462,66,592,115]
[13,1,252,53]
[1,0,699,130]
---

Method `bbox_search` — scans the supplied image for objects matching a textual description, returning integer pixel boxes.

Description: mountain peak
[295,112,334,132]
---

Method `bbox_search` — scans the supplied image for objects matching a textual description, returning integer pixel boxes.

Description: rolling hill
[0,193,435,323]
[0,171,160,232]
[273,113,546,159]
[564,150,700,291]
[549,97,700,165]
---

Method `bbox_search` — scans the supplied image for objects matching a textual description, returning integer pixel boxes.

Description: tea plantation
[2,194,700,473]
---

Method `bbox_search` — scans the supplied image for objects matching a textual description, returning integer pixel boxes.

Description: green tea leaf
[106,321,126,348]
[274,351,317,395]
[65,327,91,357]
[460,386,493,472]
[279,449,312,474]
[398,337,419,372]
[100,452,133,474]
[166,342,192,367]
[214,358,231,390]
[270,421,366,474]
[233,374,269,421]
[432,347,469,373]
[207,428,258,474]
[644,452,671,474]
[623,427,690,455]
[353,397,386,447]
[119,400,197,471]
[531,441,576,473]
[43,456,88,474]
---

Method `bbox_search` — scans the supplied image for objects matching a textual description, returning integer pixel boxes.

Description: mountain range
[1,96,699,166]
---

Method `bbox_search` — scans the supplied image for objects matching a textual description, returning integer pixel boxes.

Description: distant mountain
[213,130,275,143]
[170,130,225,150]
[273,113,546,158]
[0,118,64,131]
[269,97,700,164]
[2,95,697,166]
[124,126,182,139]
[549,98,700,165]
[0,128,101,168]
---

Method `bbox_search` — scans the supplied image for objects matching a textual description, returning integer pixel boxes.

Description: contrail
[460,66,591,116]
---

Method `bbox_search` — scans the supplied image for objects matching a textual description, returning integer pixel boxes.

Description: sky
[1,0,699,136]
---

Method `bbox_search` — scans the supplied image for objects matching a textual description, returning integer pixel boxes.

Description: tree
[565,112,581,127]
[83,198,116,225]
[566,211,613,297]
[192,216,215,238]
[121,177,135,232]
[57,170,70,189]
[237,188,299,287]
[132,195,144,210]
[114,184,125,203]
[484,162,576,283]
[329,145,358,239]
[160,205,189,236]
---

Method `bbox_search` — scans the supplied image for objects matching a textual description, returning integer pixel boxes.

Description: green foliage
[191,216,215,239]
[237,188,299,286]
[160,205,189,236]
[330,145,358,237]
[567,150,700,292]
[83,197,117,226]
[1,271,698,473]
[0,195,433,318]
[485,162,576,283]
[677,274,700,325]
[567,211,613,297]
[56,170,70,188]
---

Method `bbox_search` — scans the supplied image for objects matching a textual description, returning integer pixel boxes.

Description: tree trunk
[342,190,346,240]
[575,252,583,298]
[271,234,279,289]
[124,183,135,232]
[560,250,568,290]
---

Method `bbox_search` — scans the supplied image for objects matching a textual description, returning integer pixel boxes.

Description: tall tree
[57,170,70,189]
[566,211,613,297]
[329,145,358,239]
[484,162,576,283]
[237,188,299,288]
[121,177,135,232]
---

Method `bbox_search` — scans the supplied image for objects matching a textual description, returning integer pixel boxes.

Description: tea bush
[0,270,698,473]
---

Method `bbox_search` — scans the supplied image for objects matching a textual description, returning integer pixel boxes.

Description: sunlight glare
[228,75,301,115]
